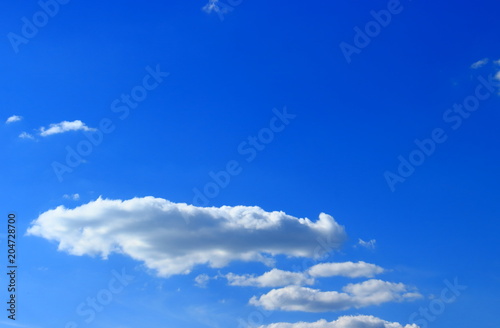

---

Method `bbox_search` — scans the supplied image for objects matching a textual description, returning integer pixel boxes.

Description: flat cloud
[225,269,314,287]
[224,261,384,287]
[249,279,421,312]
[39,120,95,136]
[308,261,384,278]
[26,197,347,277]
[258,315,419,328]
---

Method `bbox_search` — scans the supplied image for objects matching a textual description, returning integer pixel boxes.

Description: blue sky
[1,0,500,327]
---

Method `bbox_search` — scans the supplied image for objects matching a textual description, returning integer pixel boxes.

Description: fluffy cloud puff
[26,197,346,277]
[249,279,421,312]
[39,120,95,136]
[258,315,419,328]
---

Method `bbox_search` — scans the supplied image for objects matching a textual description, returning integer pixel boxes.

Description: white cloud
[202,0,233,15]
[6,115,23,124]
[494,59,500,66]
[223,261,384,287]
[308,261,384,278]
[225,269,314,287]
[495,71,500,81]
[258,315,420,328]
[203,0,221,14]
[19,132,35,140]
[249,279,421,312]
[26,197,347,277]
[471,58,489,69]
[358,239,376,249]
[195,274,211,288]
[63,194,80,201]
[39,120,95,137]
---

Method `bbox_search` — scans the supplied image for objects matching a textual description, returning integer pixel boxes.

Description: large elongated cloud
[258,315,419,328]
[26,197,346,277]
[249,279,421,312]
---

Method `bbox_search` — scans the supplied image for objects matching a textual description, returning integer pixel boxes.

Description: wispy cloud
[63,193,80,200]
[202,0,233,15]
[19,132,35,140]
[39,120,95,137]
[6,115,23,124]
[471,58,489,69]
[202,0,221,14]
[358,238,376,249]
[195,274,211,288]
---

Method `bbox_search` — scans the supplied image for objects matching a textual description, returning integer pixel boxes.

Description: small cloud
[19,132,35,140]
[6,115,23,124]
[195,274,211,288]
[358,238,376,249]
[494,59,500,66]
[63,194,80,201]
[202,0,220,13]
[202,0,232,15]
[39,120,96,137]
[471,58,489,69]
